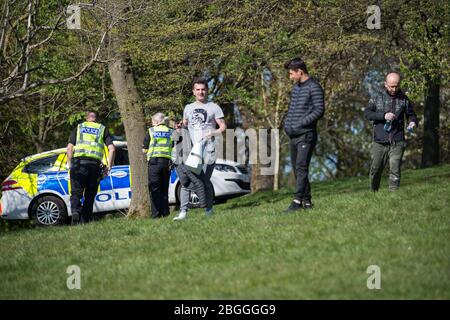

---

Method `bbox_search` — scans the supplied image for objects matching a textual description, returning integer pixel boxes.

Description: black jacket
[284,77,325,138]
[364,89,418,144]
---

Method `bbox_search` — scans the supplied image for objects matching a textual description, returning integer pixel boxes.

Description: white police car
[0,142,250,225]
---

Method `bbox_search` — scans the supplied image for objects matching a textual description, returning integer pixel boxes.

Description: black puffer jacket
[284,77,325,137]
[364,89,418,144]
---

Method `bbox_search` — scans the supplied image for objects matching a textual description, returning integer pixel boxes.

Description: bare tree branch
[0,1,122,106]
[0,25,109,104]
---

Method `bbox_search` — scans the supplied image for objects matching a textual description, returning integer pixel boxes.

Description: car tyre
[176,184,201,208]
[30,195,68,226]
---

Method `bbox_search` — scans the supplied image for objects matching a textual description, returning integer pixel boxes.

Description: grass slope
[0,165,449,299]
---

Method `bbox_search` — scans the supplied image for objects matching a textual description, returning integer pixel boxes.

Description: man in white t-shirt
[173,77,227,221]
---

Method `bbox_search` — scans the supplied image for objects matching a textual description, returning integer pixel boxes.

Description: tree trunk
[108,57,150,218]
[273,72,284,191]
[251,162,274,193]
[251,131,274,193]
[101,1,150,218]
[273,131,280,191]
[36,93,45,153]
[421,77,440,168]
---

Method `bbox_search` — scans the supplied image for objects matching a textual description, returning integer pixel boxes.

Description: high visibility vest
[73,121,106,161]
[147,125,173,160]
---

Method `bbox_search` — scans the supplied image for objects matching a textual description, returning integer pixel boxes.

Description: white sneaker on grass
[173,211,187,221]
[205,208,213,217]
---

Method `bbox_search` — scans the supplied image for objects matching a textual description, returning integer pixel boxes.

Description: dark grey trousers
[369,141,405,191]
[148,157,170,218]
[290,131,317,201]
[180,164,215,212]
[70,159,101,223]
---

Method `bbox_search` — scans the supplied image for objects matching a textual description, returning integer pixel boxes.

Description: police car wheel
[176,184,200,208]
[190,192,200,206]
[31,196,68,226]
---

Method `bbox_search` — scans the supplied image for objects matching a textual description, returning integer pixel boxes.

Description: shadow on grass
[313,179,368,196]
[221,189,292,210]
[0,219,36,234]
[0,211,125,234]
[221,165,450,210]
[2,165,448,232]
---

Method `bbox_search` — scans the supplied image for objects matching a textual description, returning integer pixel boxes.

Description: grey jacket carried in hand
[172,132,207,208]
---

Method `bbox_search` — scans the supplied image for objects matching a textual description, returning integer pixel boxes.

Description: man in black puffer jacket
[364,72,418,191]
[283,58,325,211]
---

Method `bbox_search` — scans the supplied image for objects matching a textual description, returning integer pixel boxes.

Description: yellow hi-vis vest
[73,121,106,161]
[147,125,173,160]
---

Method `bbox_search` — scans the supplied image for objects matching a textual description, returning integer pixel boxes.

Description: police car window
[23,155,58,174]
[114,146,129,166]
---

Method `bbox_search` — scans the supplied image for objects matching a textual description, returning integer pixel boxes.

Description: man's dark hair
[191,77,209,90]
[284,58,308,74]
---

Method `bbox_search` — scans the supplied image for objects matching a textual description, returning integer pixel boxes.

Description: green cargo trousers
[369,141,405,191]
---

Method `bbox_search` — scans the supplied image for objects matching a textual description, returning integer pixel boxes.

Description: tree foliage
[1,0,449,190]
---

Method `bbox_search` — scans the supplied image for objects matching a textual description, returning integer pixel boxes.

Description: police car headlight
[215,164,236,173]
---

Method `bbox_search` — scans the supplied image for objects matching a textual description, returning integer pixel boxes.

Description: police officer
[67,111,115,224]
[142,113,173,218]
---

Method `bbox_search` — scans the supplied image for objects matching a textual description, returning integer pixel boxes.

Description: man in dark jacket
[284,58,325,211]
[364,72,418,191]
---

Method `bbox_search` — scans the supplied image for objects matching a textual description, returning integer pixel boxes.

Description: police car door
[110,142,131,211]
[95,166,116,213]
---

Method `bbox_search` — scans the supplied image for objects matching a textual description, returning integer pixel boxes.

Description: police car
[0,142,250,225]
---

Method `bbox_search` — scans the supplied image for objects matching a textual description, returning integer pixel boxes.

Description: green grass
[1,165,449,299]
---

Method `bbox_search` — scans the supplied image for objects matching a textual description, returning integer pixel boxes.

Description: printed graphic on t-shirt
[190,109,208,129]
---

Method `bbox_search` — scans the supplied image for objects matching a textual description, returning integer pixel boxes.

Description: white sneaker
[205,208,213,217]
[173,211,187,221]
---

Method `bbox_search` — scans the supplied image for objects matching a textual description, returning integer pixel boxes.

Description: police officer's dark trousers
[70,159,101,224]
[290,131,317,201]
[148,157,170,218]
